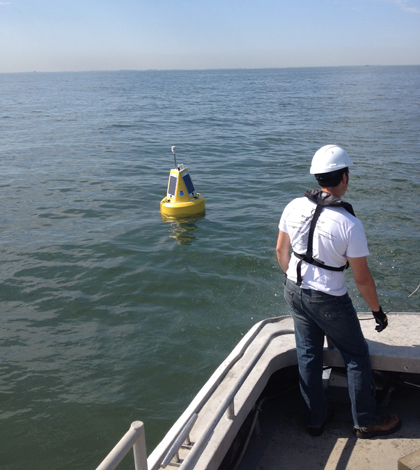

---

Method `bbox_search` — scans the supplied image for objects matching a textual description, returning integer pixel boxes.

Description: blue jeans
[284,278,378,429]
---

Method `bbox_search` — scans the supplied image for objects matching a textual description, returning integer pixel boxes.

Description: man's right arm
[347,256,380,311]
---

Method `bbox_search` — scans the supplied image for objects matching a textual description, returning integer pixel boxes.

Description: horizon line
[1,63,420,75]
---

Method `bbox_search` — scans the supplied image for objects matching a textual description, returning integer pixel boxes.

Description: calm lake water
[0,66,419,469]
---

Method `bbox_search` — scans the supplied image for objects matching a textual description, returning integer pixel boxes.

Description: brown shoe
[354,414,401,439]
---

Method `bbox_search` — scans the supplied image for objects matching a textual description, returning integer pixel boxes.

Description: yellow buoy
[160,146,205,218]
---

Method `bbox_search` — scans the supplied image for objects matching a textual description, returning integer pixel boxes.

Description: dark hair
[315,167,348,188]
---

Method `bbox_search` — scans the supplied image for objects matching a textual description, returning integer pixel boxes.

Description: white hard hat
[310,145,354,175]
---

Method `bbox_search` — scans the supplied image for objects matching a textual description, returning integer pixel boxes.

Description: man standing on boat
[276,145,401,438]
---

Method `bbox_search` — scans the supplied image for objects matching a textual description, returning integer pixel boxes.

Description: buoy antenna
[171,146,177,169]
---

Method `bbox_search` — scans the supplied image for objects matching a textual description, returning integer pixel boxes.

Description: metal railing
[96,421,148,470]
[161,414,198,468]
[148,316,291,470]
[178,326,294,470]
[96,316,294,470]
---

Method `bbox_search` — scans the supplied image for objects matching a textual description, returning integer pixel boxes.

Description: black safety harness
[293,190,356,287]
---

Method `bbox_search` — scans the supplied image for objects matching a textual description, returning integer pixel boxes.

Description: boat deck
[232,313,420,470]
[147,313,420,470]
[236,371,420,470]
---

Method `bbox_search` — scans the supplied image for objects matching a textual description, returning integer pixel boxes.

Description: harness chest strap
[294,191,354,287]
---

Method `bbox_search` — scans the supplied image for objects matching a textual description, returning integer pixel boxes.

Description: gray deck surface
[236,313,420,470]
[238,382,420,470]
[151,314,420,470]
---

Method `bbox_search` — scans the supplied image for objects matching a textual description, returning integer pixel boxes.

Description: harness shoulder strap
[294,203,349,287]
[295,204,323,286]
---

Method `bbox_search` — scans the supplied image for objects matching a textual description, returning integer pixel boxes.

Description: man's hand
[372,307,388,332]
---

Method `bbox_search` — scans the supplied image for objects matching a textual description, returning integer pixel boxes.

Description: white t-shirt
[279,196,369,296]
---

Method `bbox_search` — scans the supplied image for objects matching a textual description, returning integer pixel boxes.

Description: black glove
[372,307,388,332]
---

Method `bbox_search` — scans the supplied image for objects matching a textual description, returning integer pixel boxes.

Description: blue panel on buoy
[168,175,177,198]
[182,172,196,197]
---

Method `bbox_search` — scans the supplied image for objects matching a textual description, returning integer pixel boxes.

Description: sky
[1,0,419,73]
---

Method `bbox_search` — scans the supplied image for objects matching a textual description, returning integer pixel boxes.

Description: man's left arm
[276,230,291,274]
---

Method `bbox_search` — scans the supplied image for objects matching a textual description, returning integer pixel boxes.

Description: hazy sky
[1,0,419,73]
